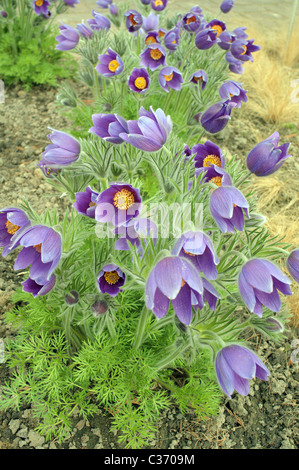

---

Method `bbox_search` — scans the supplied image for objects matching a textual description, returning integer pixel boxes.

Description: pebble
[8,419,20,435]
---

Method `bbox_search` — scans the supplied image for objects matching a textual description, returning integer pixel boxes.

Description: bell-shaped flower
[210,185,249,233]
[246,132,291,176]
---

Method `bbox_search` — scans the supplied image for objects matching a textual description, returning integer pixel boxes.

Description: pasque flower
[63,0,79,6]
[238,258,292,316]
[201,100,236,134]
[142,12,159,32]
[150,0,168,11]
[119,106,172,152]
[90,113,129,144]
[96,48,124,77]
[32,0,50,16]
[95,183,142,227]
[246,132,291,176]
[114,217,158,252]
[145,256,204,325]
[225,51,244,74]
[39,128,80,169]
[192,140,225,174]
[189,70,208,89]
[0,208,31,257]
[220,0,234,13]
[145,31,160,46]
[12,225,62,286]
[207,19,226,37]
[128,68,150,94]
[73,186,100,219]
[172,231,220,280]
[216,345,270,398]
[55,23,80,51]
[182,12,201,32]
[286,249,299,283]
[96,0,112,7]
[22,274,56,297]
[87,11,111,31]
[164,27,180,51]
[76,22,94,38]
[219,80,248,108]
[158,67,183,92]
[124,9,143,32]
[140,43,166,70]
[210,185,249,233]
[230,38,261,62]
[97,264,125,297]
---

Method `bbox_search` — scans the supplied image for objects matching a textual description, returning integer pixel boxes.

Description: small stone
[8,419,20,434]
[28,430,45,448]
[17,426,29,439]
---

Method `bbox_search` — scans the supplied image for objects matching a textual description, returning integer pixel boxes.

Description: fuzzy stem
[237,170,253,187]
[154,339,191,370]
[132,304,150,349]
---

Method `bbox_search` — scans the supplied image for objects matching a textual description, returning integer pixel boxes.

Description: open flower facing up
[32,0,50,16]
[97,264,125,297]
[140,43,166,70]
[12,225,62,286]
[128,68,150,94]
[124,9,143,33]
[73,186,100,219]
[95,183,142,227]
[210,185,249,233]
[150,0,168,11]
[219,80,248,108]
[172,231,220,280]
[96,48,124,77]
[189,70,208,89]
[90,113,129,144]
[201,100,236,134]
[286,249,299,283]
[158,67,183,92]
[182,12,201,32]
[55,23,80,51]
[119,106,172,152]
[0,208,31,257]
[238,258,292,316]
[230,38,261,62]
[246,132,291,176]
[145,256,203,325]
[39,128,81,169]
[145,31,160,46]
[207,19,226,38]
[216,345,270,398]
[192,140,225,175]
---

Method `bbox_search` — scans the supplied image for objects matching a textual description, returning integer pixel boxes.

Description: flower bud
[264,317,284,333]
[92,299,109,316]
[65,290,79,305]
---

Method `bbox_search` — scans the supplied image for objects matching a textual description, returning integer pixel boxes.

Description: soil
[0,81,298,450]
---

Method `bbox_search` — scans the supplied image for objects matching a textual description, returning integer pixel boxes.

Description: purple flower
[142,12,159,32]
[92,299,109,316]
[73,186,100,218]
[172,231,220,280]
[201,100,235,134]
[220,0,234,13]
[230,38,261,62]
[96,48,124,77]
[164,27,180,51]
[65,290,79,305]
[216,345,270,398]
[192,140,225,171]
[150,0,168,11]
[55,22,80,51]
[87,11,111,31]
[158,67,183,93]
[145,256,204,325]
[238,258,292,316]
[217,30,235,50]
[140,43,166,70]
[124,9,143,33]
[22,274,56,297]
[286,249,299,283]
[264,317,284,333]
[189,70,208,89]
[145,31,160,46]
[246,132,291,177]
[109,3,118,15]
[119,106,172,152]
[196,165,232,187]
[195,27,218,50]
[39,128,80,169]
[182,12,201,33]
[207,19,226,38]
[114,217,157,252]
[128,68,150,93]
[0,10,8,17]
[12,225,62,285]
[76,22,94,38]
[210,185,249,233]
[32,0,50,16]
[89,113,129,144]
[97,264,125,297]
[95,183,142,227]
[96,0,112,7]
[0,208,31,258]
[219,80,248,108]
[225,51,244,74]
[63,0,79,6]
[140,0,151,4]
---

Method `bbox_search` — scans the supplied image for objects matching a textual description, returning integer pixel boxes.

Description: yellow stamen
[89,201,97,207]
[172,39,177,44]
[183,249,196,257]
[35,0,44,6]
[108,60,120,72]
[186,16,196,24]
[158,30,166,38]
[164,72,173,82]
[209,176,222,187]
[5,220,21,235]
[150,48,163,60]
[203,154,221,168]
[181,279,186,287]
[134,76,147,90]
[113,189,135,210]
[155,0,163,6]
[193,76,203,83]
[129,13,137,26]
[240,45,247,55]
[211,24,223,36]
[145,36,157,45]
[104,270,120,285]
[34,243,42,253]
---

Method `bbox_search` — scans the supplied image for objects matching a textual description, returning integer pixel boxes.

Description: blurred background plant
[0,0,78,89]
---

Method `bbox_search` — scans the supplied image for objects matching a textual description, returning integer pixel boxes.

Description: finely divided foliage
[0,0,297,449]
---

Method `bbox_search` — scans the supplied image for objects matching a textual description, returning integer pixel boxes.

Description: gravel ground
[0,84,298,450]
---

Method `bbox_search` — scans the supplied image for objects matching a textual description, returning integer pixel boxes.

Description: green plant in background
[0,0,78,89]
